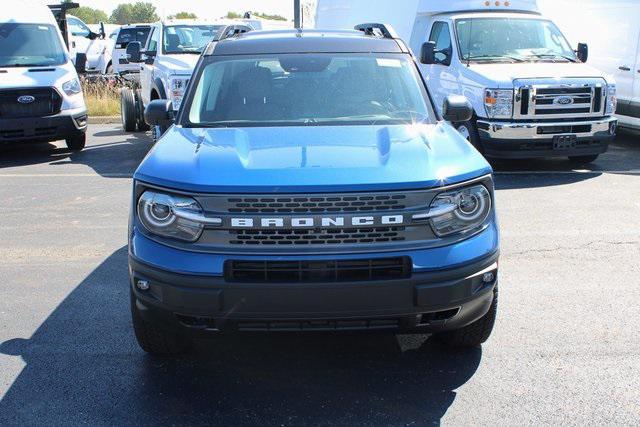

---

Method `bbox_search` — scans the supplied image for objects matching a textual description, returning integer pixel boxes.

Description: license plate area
[553,134,577,149]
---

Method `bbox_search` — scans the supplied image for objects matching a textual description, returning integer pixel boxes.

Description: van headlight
[168,76,190,111]
[484,89,513,119]
[605,84,617,115]
[62,78,82,96]
[137,190,205,242]
[428,185,492,237]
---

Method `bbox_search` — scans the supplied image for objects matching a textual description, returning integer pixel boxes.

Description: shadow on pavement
[0,247,481,425]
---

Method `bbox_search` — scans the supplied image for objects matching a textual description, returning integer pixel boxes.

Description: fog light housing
[482,271,495,283]
[136,280,150,291]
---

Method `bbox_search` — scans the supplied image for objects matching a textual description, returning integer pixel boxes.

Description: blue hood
[134,123,492,193]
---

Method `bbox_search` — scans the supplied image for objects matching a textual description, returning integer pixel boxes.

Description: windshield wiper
[525,53,576,63]
[464,54,525,63]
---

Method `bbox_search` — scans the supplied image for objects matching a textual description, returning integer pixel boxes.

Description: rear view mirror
[145,100,174,128]
[126,42,142,63]
[577,43,588,63]
[420,41,436,64]
[442,95,473,123]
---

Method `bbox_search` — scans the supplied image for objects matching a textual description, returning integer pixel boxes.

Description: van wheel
[455,121,483,153]
[65,133,86,151]
[568,154,599,164]
[120,88,137,132]
[135,89,150,131]
[130,289,191,355]
[434,288,497,347]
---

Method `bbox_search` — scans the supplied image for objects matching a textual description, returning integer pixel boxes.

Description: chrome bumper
[477,117,617,141]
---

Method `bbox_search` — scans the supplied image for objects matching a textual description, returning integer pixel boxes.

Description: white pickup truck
[316,0,618,163]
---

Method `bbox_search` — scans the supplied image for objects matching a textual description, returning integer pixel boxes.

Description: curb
[88,116,121,125]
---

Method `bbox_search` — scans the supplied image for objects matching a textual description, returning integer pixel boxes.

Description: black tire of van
[454,121,484,153]
[65,133,86,151]
[120,88,137,132]
[568,154,599,164]
[434,287,497,347]
[130,289,192,355]
[135,89,150,132]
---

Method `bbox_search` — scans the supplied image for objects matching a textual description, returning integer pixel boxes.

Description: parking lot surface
[1,126,639,425]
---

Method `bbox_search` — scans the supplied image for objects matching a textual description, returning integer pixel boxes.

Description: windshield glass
[163,25,224,54]
[456,18,576,62]
[187,54,432,127]
[116,27,151,48]
[0,23,66,68]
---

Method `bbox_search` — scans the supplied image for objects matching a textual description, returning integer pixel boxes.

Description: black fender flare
[152,77,167,100]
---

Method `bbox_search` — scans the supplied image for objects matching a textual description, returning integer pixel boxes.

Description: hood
[467,62,612,87]
[134,123,492,193]
[155,54,200,75]
[0,62,76,89]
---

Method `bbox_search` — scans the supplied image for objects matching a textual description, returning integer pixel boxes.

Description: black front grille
[227,194,407,214]
[0,87,62,118]
[225,257,412,283]
[229,226,407,246]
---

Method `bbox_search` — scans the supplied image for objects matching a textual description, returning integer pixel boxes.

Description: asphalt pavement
[0,125,639,425]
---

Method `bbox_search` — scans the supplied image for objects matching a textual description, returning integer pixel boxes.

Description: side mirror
[577,43,588,63]
[442,95,473,123]
[420,41,436,64]
[145,100,174,128]
[99,22,106,39]
[126,42,142,63]
[75,53,87,74]
[87,31,98,41]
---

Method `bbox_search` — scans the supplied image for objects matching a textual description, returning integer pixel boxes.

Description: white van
[539,0,640,130]
[0,2,88,150]
[316,0,618,163]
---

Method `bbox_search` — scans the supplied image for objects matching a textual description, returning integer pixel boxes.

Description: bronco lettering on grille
[230,215,404,228]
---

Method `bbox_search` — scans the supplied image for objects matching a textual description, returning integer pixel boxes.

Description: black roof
[207,29,408,56]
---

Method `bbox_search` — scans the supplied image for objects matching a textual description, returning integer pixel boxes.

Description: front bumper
[0,108,88,144]
[477,117,617,159]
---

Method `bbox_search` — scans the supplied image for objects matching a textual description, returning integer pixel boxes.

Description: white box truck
[316,0,618,163]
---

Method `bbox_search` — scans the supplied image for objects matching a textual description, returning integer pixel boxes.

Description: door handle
[619,66,631,71]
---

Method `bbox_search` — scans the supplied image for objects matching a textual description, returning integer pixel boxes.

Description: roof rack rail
[354,23,399,39]
[217,24,253,41]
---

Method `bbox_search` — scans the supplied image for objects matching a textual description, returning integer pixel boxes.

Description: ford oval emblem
[17,95,36,104]
[553,96,574,106]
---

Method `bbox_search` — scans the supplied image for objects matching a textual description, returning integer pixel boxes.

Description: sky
[40,0,295,20]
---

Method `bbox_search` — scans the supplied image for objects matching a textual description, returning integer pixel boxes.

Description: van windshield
[0,23,66,68]
[163,25,225,54]
[187,54,432,127]
[456,18,577,63]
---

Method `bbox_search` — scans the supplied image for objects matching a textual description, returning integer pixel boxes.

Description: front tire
[454,121,483,153]
[434,288,497,347]
[568,154,599,164]
[65,133,86,151]
[131,289,191,355]
[120,88,137,132]
[135,89,150,131]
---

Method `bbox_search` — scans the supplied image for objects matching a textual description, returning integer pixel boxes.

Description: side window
[147,28,159,52]
[68,17,90,38]
[428,21,452,65]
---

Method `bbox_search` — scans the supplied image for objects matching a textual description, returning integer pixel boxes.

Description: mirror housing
[420,41,436,64]
[126,41,142,63]
[577,43,588,63]
[99,22,106,39]
[442,95,473,122]
[74,53,87,74]
[145,100,174,128]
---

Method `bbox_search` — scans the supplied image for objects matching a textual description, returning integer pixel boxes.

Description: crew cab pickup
[130,26,500,354]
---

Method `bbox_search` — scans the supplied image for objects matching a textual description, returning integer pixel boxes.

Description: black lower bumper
[129,251,499,335]
[0,111,87,144]
[481,135,612,159]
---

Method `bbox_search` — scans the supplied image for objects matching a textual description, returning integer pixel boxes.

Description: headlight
[484,89,513,119]
[605,84,617,115]
[137,190,206,242]
[168,76,190,111]
[428,185,492,237]
[62,78,82,96]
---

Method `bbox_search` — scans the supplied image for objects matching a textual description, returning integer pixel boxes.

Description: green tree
[226,11,287,21]
[168,12,197,20]
[226,11,242,19]
[109,2,159,25]
[71,6,109,24]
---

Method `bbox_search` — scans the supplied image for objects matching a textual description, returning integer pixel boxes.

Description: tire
[568,154,599,164]
[130,289,191,355]
[120,88,137,132]
[454,120,483,153]
[135,89,150,131]
[65,133,86,151]
[434,288,498,347]
[106,64,113,75]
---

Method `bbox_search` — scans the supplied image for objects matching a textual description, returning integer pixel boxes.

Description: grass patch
[82,78,121,117]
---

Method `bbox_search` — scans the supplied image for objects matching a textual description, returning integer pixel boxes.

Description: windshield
[163,25,225,54]
[0,23,66,68]
[187,54,432,127]
[116,27,151,48]
[456,18,577,63]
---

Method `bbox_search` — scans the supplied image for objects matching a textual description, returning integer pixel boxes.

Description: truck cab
[315,0,618,163]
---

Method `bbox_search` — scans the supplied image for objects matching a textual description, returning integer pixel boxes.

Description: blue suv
[130,25,499,354]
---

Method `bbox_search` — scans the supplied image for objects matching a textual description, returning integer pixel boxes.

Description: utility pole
[294,0,302,29]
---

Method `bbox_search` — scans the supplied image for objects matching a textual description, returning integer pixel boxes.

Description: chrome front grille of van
[514,78,607,119]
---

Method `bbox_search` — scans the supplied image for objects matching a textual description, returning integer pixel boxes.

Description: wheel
[454,121,483,153]
[65,133,86,151]
[120,88,137,132]
[130,289,191,355]
[568,154,599,164]
[135,89,150,131]
[434,288,497,347]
